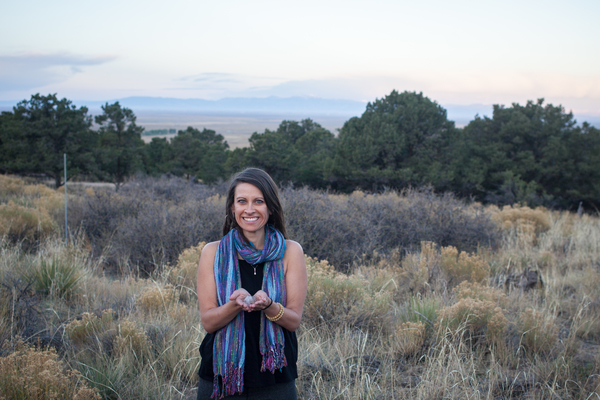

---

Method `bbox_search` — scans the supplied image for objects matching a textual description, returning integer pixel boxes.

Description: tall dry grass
[1,175,599,399]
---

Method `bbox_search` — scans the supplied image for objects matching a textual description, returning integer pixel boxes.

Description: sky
[1,0,599,120]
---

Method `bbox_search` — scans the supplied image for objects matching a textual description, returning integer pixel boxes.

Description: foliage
[137,283,177,314]
[2,180,600,399]
[33,256,84,299]
[242,119,336,188]
[332,90,457,191]
[0,340,101,400]
[452,99,600,209]
[439,245,489,286]
[0,201,57,244]
[436,297,508,345]
[303,256,393,332]
[167,127,229,183]
[95,102,145,189]
[0,94,96,188]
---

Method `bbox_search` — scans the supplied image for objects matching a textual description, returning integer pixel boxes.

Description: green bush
[34,256,83,299]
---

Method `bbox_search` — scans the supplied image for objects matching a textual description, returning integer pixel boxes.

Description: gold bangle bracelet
[266,302,284,322]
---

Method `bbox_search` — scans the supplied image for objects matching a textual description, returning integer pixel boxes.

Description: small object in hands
[244,295,255,305]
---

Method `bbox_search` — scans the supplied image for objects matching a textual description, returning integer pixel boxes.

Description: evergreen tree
[169,127,229,183]
[332,90,456,191]
[95,102,145,189]
[0,94,95,187]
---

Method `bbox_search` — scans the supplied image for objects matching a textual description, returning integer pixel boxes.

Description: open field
[1,174,599,399]
[132,112,350,148]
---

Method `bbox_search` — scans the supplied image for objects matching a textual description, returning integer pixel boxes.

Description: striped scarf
[212,225,288,399]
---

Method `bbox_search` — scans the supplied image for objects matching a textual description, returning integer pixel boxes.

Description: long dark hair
[223,168,287,238]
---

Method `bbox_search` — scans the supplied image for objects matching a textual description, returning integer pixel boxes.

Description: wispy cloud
[0,52,117,92]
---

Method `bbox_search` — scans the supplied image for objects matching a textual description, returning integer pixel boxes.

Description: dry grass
[0,340,101,400]
[2,175,600,399]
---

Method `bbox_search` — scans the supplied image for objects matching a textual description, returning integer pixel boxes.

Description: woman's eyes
[236,199,264,204]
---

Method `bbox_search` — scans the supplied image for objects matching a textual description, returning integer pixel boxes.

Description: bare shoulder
[285,240,303,254]
[202,241,220,255]
[199,241,220,265]
[284,240,304,262]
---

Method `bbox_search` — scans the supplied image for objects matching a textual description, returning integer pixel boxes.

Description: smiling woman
[196,168,307,399]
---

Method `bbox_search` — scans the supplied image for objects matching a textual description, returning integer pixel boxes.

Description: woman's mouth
[243,217,258,222]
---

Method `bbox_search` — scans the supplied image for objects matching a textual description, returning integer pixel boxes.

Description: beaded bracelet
[266,302,284,322]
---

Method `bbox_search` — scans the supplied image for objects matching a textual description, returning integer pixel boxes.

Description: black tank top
[198,259,298,387]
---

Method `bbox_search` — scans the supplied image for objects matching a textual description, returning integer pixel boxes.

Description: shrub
[0,201,56,245]
[66,177,500,274]
[440,245,489,286]
[396,241,439,297]
[33,256,84,299]
[0,340,101,400]
[65,309,115,348]
[517,308,558,354]
[454,281,508,307]
[390,321,426,357]
[284,187,500,270]
[303,256,392,332]
[114,319,150,360]
[437,298,507,345]
[164,242,204,303]
[491,204,552,245]
[67,177,222,275]
[137,283,178,314]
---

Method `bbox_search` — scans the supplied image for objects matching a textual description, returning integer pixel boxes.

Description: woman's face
[232,182,271,236]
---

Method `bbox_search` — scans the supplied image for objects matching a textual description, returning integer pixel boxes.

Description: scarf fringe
[212,366,244,399]
[260,344,288,373]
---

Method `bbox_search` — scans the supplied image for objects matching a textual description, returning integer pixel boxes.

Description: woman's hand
[246,289,271,312]
[229,288,253,311]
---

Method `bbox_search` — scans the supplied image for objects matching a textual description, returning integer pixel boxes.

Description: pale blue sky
[1,0,599,116]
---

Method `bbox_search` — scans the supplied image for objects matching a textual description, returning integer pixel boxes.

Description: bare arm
[261,240,307,332]
[197,241,251,334]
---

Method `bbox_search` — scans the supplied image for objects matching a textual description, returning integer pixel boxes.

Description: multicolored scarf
[212,225,288,399]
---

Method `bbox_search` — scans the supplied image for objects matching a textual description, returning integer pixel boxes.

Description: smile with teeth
[243,217,259,222]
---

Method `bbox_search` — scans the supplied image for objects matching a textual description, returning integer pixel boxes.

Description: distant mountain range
[0,96,494,124]
[87,96,369,117]
[2,96,597,127]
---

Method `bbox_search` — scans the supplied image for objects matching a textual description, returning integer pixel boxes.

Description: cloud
[0,52,117,92]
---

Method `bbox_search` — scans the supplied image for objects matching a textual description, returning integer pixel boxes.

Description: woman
[196,168,307,399]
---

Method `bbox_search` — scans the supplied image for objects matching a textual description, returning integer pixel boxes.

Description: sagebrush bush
[66,177,500,274]
[491,204,552,245]
[137,283,178,314]
[114,319,150,360]
[164,241,204,304]
[67,177,222,275]
[390,321,426,357]
[440,245,489,286]
[454,281,507,307]
[396,241,439,297]
[0,340,101,400]
[284,187,500,269]
[303,256,393,332]
[437,298,508,345]
[0,201,57,244]
[65,309,116,348]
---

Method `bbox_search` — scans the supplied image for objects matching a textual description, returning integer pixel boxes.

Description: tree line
[1,91,599,210]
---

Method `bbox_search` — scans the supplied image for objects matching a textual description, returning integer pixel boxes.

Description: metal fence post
[64,153,68,243]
